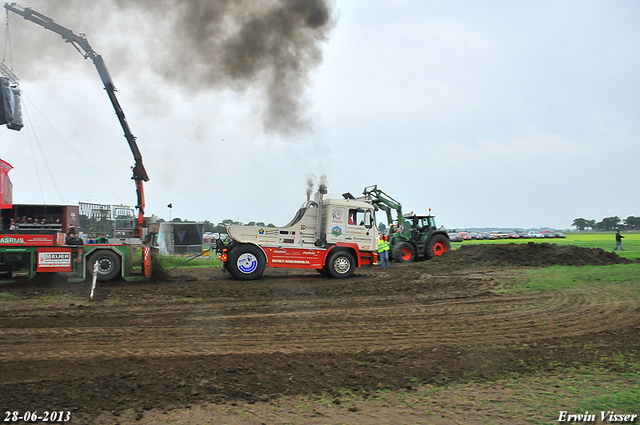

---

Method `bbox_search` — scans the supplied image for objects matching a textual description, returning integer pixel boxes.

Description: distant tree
[171,217,183,223]
[378,222,387,231]
[210,219,276,231]
[624,216,640,230]
[586,219,596,230]
[595,216,620,231]
[572,218,588,231]
[203,220,215,232]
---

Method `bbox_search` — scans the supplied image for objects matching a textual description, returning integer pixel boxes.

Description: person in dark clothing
[66,233,84,245]
[614,230,625,251]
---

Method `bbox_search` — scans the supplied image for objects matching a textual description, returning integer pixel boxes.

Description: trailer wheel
[392,242,415,263]
[87,250,120,282]
[226,244,265,280]
[326,250,355,279]
[425,234,450,259]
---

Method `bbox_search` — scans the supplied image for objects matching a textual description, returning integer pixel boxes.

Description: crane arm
[362,185,404,228]
[4,3,149,236]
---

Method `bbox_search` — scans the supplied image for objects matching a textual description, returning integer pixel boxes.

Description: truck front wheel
[326,250,355,279]
[226,244,266,280]
[87,250,121,282]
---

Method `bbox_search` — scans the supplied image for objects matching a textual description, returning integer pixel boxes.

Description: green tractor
[362,185,450,263]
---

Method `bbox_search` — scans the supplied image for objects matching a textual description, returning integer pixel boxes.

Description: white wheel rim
[334,256,350,274]
[237,253,258,274]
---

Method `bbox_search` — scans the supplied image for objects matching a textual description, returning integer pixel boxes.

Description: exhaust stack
[314,185,327,247]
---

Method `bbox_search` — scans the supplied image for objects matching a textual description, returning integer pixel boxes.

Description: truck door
[346,208,376,251]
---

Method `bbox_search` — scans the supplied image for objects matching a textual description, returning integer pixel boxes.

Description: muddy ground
[1,243,639,424]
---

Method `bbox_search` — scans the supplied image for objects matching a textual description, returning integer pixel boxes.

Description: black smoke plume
[8,0,336,135]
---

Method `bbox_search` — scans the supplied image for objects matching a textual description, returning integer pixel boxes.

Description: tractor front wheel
[392,242,415,263]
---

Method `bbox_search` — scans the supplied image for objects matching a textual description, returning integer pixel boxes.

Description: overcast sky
[2,0,639,230]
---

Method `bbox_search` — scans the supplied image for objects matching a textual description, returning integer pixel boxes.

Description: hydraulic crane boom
[362,185,404,229]
[4,2,149,237]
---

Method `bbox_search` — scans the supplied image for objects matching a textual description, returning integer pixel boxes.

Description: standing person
[378,233,390,269]
[614,230,625,251]
[96,233,109,244]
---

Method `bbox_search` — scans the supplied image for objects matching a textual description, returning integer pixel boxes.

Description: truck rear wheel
[425,234,450,259]
[392,242,415,263]
[226,244,266,281]
[326,250,355,279]
[87,250,120,282]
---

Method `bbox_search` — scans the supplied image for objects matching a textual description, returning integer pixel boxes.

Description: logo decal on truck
[332,208,343,223]
[331,226,342,237]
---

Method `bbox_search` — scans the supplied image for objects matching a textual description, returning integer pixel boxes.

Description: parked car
[553,232,566,238]
[527,231,545,238]
[507,232,520,239]
[480,232,496,240]
[448,232,463,242]
[543,232,556,238]
[203,232,215,243]
[457,232,472,240]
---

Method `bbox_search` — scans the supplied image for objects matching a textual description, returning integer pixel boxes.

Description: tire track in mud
[1,278,638,361]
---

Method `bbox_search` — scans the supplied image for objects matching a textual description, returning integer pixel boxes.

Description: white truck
[219,187,378,280]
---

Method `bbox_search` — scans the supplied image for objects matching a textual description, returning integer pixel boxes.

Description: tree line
[572,216,640,231]
[170,218,276,234]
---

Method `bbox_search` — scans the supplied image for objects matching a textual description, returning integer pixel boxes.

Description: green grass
[0,291,16,301]
[502,264,640,292]
[450,231,640,259]
[579,386,640,412]
[283,362,640,425]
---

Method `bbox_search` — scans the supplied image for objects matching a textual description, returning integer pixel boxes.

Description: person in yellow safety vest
[378,233,390,269]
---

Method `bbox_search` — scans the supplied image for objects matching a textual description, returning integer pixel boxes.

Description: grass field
[450,231,640,260]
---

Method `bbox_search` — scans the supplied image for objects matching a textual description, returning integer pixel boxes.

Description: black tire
[392,242,415,263]
[87,250,120,282]
[326,250,355,279]
[226,244,266,281]
[425,234,451,259]
[316,268,330,276]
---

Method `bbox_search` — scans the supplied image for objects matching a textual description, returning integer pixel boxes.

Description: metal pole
[90,261,98,299]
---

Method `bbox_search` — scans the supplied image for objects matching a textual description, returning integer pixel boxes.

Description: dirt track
[1,243,639,424]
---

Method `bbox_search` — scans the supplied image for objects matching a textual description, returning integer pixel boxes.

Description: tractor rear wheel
[425,234,450,259]
[392,242,415,263]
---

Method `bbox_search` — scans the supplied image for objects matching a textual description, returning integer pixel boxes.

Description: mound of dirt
[439,242,635,268]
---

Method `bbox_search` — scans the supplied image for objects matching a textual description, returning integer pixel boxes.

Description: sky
[2,0,639,230]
